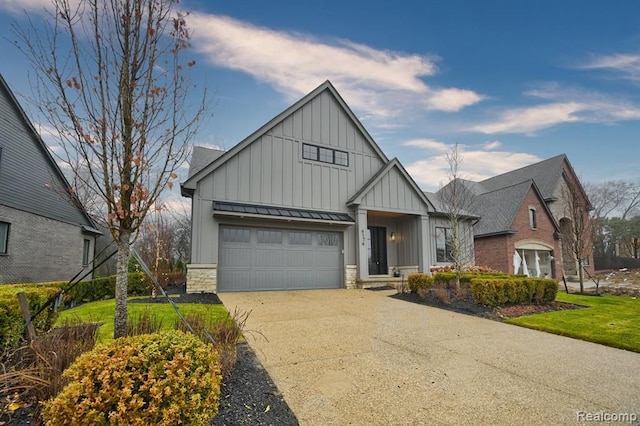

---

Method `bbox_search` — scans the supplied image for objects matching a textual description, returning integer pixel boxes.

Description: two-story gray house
[182,81,473,293]
[0,75,101,284]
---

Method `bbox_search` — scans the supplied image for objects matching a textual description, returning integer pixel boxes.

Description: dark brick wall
[475,235,509,272]
[0,205,95,284]
[475,187,562,278]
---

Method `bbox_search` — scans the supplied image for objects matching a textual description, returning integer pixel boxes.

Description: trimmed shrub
[432,271,511,288]
[64,272,153,304]
[470,278,558,307]
[42,330,222,426]
[0,284,61,349]
[407,273,434,293]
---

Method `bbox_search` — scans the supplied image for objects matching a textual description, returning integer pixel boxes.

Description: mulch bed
[1,291,298,426]
[128,292,223,305]
[391,289,585,321]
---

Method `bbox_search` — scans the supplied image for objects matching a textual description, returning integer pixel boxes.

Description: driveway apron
[219,289,640,425]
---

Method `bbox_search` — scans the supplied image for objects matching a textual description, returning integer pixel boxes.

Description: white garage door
[217,226,342,292]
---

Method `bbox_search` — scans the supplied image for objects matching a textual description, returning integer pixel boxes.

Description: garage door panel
[260,270,286,290]
[255,249,284,267]
[219,247,252,267]
[218,227,342,292]
[315,251,339,266]
[286,250,315,267]
[218,269,253,289]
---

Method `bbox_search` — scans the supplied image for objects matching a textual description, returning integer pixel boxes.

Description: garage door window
[318,233,339,246]
[257,230,283,244]
[289,232,312,245]
[221,228,251,243]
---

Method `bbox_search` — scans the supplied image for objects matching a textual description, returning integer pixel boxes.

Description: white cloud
[425,88,484,112]
[467,82,640,135]
[402,138,449,152]
[406,148,541,191]
[468,102,585,134]
[482,140,501,150]
[0,0,53,13]
[579,53,640,80]
[187,13,484,122]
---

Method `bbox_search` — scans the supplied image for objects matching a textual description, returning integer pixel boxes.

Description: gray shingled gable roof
[181,80,388,196]
[478,154,567,201]
[472,179,560,237]
[423,190,479,219]
[187,146,225,178]
[472,180,533,237]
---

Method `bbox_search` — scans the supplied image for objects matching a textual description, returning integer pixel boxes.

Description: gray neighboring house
[0,75,101,284]
[182,80,465,293]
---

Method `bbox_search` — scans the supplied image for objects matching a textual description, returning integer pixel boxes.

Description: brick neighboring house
[0,75,101,284]
[450,154,593,280]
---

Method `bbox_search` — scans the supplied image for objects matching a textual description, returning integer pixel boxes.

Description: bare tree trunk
[578,259,584,294]
[114,230,131,338]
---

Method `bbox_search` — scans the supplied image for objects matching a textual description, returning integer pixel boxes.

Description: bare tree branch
[13,0,209,337]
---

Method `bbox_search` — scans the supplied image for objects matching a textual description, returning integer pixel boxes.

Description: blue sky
[1,0,639,203]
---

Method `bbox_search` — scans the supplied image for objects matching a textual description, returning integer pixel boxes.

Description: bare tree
[585,179,640,267]
[560,183,592,293]
[438,143,475,289]
[14,0,206,337]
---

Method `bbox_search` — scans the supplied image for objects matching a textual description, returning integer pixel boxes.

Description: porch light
[390,232,396,241]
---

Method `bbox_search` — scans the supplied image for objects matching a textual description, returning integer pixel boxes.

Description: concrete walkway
[219,289,640,425]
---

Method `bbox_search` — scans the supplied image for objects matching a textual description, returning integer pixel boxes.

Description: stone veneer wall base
[345,265,357,289]
[186,264,217,293]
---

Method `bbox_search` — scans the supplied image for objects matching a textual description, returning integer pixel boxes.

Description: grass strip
[505,292,640,352]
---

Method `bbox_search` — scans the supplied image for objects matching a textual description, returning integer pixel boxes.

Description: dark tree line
[586,180,640,269]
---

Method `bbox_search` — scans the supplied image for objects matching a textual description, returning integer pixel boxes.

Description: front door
[367,226,388,275]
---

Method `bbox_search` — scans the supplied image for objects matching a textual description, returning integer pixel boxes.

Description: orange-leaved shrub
[407,273,433,293]
[42,330,222,426]
[470,278,557,307]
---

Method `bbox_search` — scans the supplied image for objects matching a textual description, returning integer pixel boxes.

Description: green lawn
[505,292,640,352]
[56,297,228,343]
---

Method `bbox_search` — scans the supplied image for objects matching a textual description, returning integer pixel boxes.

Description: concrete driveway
[219,289,640,425]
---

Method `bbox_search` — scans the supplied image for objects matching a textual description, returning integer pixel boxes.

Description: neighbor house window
[582,256,590,266]
[82,239,91,266]
[435,227,452,262]
[0,221,8,254]
[529,207,537,229]
[302,143,349,167]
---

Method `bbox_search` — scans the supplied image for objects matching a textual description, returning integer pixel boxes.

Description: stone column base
[186,264,217,293]
[345,264,357,289]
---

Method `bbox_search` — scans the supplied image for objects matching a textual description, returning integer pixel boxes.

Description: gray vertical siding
[198,90,383,213]
[361,167,426,213]
[0,81,93,228]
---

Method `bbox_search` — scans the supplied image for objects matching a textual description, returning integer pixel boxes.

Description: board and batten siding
[0,81,92,228]
[197,90,384,212]
[360,166,426,214]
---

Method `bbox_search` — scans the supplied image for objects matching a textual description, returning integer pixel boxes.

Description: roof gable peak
[182,80,388,192]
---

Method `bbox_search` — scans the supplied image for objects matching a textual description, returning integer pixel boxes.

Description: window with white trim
[0,221,9,255]
[82,239,91,266]
[529,207,537,229]
[435,227,452,262]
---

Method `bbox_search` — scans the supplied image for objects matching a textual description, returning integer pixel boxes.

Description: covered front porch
[354,209,431,287]
[513,240,557,278]
[344,158,436,288]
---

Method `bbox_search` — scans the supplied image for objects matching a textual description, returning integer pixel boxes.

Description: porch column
[355,207,369,280]
[417,214,431,273]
